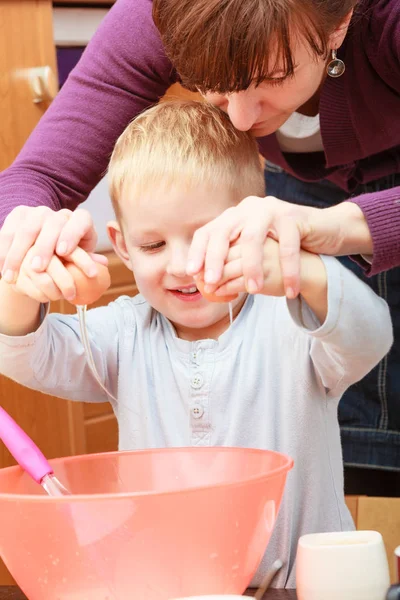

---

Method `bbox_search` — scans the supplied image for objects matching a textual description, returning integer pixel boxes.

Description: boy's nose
[166,253,188,278]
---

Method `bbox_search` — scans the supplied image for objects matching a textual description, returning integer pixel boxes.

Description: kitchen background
[0,0,398,587]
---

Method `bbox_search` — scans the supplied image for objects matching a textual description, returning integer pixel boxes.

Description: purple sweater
[1,0,399,275]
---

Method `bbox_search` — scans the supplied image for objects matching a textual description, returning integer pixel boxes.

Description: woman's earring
[326,49,345,78]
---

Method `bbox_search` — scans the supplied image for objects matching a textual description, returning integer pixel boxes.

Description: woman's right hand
[0,206,98,283]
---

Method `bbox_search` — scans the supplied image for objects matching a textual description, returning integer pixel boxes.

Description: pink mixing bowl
[0,446,293,599]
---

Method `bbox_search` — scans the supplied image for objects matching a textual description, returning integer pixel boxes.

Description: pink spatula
[0,404,70,496]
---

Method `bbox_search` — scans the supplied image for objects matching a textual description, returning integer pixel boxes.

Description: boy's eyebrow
[129,217,215,239]
[128,230,159,242]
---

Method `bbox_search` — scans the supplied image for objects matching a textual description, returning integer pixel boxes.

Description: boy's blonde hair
[108,100,265,219]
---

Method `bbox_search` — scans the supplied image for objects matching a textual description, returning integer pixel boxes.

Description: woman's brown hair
[153,0,357,94]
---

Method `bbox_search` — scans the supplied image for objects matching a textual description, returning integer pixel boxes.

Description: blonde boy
[0,101,392,587]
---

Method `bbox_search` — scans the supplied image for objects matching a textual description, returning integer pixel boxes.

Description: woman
[0,0,399,492]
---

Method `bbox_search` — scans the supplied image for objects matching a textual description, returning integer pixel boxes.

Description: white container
[296,530,390,600]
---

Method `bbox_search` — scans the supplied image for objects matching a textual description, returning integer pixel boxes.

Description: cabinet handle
[29,66,58,104]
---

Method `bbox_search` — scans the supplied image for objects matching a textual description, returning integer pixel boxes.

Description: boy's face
[108,181,246,341]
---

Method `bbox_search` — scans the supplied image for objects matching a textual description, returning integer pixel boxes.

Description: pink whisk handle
[0,405,53,483]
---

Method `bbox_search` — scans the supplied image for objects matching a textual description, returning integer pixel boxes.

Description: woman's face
[205,38,329,137]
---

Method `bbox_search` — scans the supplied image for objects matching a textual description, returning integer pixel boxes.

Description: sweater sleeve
[0,0,174,225]
[345,0,400,275]
[0,304,123,405]
[287,255,393,397]
[347,185,400,275]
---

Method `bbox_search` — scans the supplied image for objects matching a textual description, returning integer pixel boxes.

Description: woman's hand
[13,247,108,304]
[0,206,98,283]
[187,195,372,298]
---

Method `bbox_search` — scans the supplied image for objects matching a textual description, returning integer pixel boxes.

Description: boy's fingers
[46,255,77,301]
[215,276,246,296]
[217,258,242,287]
[201,258,242,294]
[226,242,242,262]
[29,209,72,272]
[90,253,109,266]
[275,216,301,299]
[26,267,64,302]
[14,272,52,304]
[56,209,97,257]
[64,246,98,278]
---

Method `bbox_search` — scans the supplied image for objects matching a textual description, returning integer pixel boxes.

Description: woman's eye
[259,72,295,88]
[266,77,286,88]
[140,242,165,252]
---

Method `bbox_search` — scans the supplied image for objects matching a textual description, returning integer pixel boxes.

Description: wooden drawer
[346,495,400,583]
[85,414,118,454]
[103,251,135,287]
[88,283,138,308]
[84,401,113,419]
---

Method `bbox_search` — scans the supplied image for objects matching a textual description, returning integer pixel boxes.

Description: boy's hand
[0,207,98,284]
[12,247,108,304]
[210,236,328,324]
[209,237,286,298]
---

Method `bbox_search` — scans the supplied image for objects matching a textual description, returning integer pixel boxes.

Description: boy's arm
[298,251,328,324]
[288,256,393,395]
[0,301,126,405]
[0,280,41,336]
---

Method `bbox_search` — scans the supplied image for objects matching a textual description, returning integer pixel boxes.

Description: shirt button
[191,373,204,389]
[191,349,203,364]
[191,404,204,419]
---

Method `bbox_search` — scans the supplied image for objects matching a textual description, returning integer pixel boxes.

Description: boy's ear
[107,220,133,271]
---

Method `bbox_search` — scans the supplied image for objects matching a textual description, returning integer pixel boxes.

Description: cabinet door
[0,0,58,170]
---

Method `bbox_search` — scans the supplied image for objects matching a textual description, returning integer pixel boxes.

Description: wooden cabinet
[0,0,58,171]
